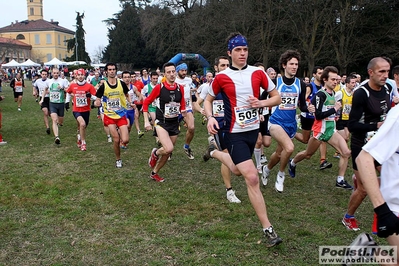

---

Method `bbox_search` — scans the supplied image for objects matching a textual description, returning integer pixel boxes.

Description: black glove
[65,102,70,111]
[86,92,91,98]
[374,202,399,238]
[91,102,95,109]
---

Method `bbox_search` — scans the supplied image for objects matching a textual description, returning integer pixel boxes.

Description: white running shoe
[257,165,262,174]
[107,136,112,143]
[275,174,285,193]
[226,190,241,203]
[116,159,122,168]
[261,165,269,186]
[260,154,267,164]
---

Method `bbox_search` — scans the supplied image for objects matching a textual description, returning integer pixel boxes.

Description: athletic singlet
[339,88,353,121]
[301,82,319,119]
[155,83,183,123]
[127,84,136,111]
[102,79,127,119]
[49,79,66,103]
[14,79,23,92]
[270,76,301,124]
[312,89,336,133]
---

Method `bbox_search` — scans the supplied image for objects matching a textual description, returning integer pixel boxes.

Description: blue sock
[184,144,189,149]
[345,213,354,219]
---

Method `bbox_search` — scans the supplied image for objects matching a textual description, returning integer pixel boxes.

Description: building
[0,0,74,64]
[0,37,32,63]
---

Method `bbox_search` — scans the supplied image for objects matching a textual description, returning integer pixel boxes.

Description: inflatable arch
[168,53,210,74]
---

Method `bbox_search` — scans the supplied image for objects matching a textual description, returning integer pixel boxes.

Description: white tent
[66,61,87,66]
[20,59,41,67]
[44,57,66,66]
[1,59,21,68]
[92,63,106,68]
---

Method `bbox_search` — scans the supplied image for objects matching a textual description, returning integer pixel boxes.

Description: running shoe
[55,137,61,145]
[116,159,122,168]
[80,143,86,151]
[150,172,164,182]
[342,216,360,231]
[168,152,172,161]
[203,143,216,162]
[0,140,7,145]
[336,180,353,190]
[257,165,262,174]
[148,148,158,168]
[288,159,296,178]
[275,174,285,193]
[263,226,283,247]
[46,128,50,135]
[77,137,81,148]
[333,152,341,159]
[107,136,112,143]
[320,160,332,170]
[18,107,21,111]
[226,190,241,203]
[261,165,269,186]
[184,146,194,160]
[260,154,268,164]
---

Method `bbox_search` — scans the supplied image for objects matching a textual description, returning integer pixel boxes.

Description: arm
[204,94,218,134]
[312,91,339,120]
[94,84,105,107]
[347,89,379,133]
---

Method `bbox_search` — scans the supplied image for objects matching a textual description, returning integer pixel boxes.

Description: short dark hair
[41,69,48,74]
[150,72,159,77]
[163,62,176,71]
[279,50,301,72]
[105,63,117,71]
[254,62,265,68]
[320,66,338,86]
[345,74,357,84]
[214,56,229,66]
[312,66,323,74]
[140,68,148,76]
[392,65,399,76]
[122,71,131,77]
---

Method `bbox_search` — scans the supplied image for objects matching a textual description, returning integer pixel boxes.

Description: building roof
[0,37,32,49]
[0,19,74,35]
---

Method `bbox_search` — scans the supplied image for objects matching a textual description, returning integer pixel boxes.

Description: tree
[66,12,91,64]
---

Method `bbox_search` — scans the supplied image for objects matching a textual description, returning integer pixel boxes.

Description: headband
[228,35,248,51]
[176,63,188,72]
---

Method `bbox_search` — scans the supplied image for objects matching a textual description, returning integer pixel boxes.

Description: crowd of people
[1,32,399,258]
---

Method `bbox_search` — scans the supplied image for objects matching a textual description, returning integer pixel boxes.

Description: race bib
[279,92,297,110]
[50,91,61,102]
[212,100,224,117]
[15,86,23,92]
[185,99,192,111]
[164,102,180,118]
[342,104,351,115]
[107,98,121,111]
[76,94,88,107]
[234,105,259,128]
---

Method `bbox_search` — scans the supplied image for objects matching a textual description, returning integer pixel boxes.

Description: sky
[0,0,122,61]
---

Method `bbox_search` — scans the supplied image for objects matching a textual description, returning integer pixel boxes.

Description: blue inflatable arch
[169,53,210,75]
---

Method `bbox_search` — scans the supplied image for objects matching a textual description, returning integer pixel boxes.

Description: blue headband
[228,35,248,51]
[176,63,188,72]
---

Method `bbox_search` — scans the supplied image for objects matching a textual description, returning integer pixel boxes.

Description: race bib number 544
[234,105,259,128]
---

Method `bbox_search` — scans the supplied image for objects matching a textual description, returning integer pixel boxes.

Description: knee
[245,174,260,187]
[163,146,174,154]
[285,144,295,154]
[341,149,351,158]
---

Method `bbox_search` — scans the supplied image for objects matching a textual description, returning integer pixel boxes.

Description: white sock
[254,148,261,167]
[337,176,344,182]
[291,160,296,167]
[278,171,285,177]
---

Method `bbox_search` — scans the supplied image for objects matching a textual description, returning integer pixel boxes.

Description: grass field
[0,81,386,265]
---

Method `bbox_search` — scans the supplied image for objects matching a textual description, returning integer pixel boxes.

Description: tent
[92,63,106,68]
[44,57,66,66]
[20,59,41,67]
[1,59,21,68]
[66,61,87,66]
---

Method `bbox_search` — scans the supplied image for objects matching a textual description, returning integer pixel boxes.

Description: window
[16,34,25,40]
[46,53,52,62]
[30,0,33,2]
[64,36,66,46]
[46,34,51,44]
[58,35,60,45]
[34,34,40,44]
[30,8,34,15]
[59,54,61,59]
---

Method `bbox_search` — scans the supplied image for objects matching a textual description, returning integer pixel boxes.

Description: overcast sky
[0,0,122,60]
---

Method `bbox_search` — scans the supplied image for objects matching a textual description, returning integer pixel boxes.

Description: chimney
[15,20,18,23]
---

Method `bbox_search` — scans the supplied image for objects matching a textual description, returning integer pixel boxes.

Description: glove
[374,202,399,238]
[91,102,95,109]
[86,92,91,98]
[65,102,70,111]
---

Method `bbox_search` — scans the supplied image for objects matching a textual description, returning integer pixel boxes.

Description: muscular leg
[268,125,294,172]
[184,112,195,145]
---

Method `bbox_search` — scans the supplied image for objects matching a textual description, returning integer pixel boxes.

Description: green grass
[0,81,385,265]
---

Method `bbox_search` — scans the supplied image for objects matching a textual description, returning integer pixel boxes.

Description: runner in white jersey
[356,104,399,261]
[203,32,282,247]
[175,63,196,159]
[34,69,51,134]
